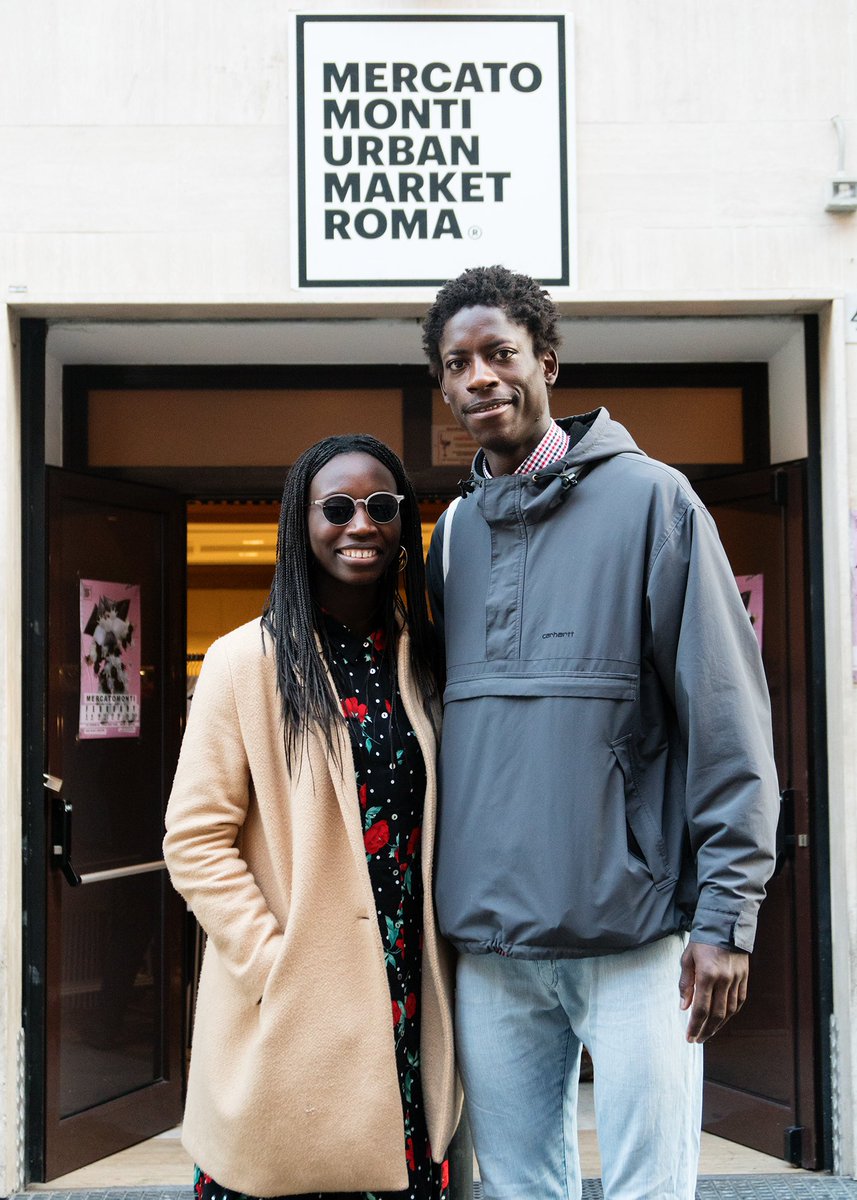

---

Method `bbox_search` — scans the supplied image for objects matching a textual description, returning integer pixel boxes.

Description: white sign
[433,423,478,467]
[290,12,575,288]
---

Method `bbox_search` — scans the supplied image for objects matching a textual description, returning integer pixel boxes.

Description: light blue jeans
[455,934,703,1200]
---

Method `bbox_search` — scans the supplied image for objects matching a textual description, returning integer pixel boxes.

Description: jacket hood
[557,407,646,466]
[469,407,645,483]
[464,408,648,527]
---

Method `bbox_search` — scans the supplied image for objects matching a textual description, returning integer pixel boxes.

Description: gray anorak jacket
[426,408,779,958]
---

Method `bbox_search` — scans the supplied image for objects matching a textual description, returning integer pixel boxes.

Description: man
[422,265,779,1200]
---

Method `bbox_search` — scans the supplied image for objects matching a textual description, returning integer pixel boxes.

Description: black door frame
[60,360,770,501]
[19,314,833,1179]
[21,317,50,1182]
[803,314,834,1168]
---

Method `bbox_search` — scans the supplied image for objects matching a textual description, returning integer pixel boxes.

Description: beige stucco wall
[0,0,855,308]
[0,0,856,1189]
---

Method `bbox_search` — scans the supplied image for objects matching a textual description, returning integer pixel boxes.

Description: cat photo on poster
[79,579,142,738]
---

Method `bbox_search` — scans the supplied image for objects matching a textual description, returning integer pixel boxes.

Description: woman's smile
[337,545,382,559]
[307,452,402,618]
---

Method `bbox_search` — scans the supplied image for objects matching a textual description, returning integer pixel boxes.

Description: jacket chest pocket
[611,735,675,890]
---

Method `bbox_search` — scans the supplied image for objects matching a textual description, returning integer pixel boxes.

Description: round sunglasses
[308,492,405,526]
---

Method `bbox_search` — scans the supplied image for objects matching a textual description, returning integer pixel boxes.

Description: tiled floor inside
[27,1085,806,1192]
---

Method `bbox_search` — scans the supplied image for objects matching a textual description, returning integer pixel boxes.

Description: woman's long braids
[261,434,440,766]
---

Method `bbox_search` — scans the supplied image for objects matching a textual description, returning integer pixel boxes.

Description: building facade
[1,0,857,1189]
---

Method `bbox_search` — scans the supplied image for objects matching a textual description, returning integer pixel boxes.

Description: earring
[398,546,408,572]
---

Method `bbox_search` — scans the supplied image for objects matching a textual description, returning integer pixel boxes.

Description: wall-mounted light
[826,115,857,213]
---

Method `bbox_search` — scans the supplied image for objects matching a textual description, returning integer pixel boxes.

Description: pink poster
[79,579,142,738]
[735,574,763,652]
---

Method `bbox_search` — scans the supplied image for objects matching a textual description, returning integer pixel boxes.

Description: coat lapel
[325,706,368,868]
[395,631,440,895]
[312,625,438,895]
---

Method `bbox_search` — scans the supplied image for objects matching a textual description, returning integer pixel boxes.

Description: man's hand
[679,941,749,1043]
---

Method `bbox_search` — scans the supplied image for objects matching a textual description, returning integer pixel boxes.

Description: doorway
[20,322,830,1181]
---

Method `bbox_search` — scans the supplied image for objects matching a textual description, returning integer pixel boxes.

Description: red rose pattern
[193,1170,212,1200]
[342,695,369,722]
[364,819,390,855]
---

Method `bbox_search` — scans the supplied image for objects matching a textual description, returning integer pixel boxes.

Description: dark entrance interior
[21,323,830,1181]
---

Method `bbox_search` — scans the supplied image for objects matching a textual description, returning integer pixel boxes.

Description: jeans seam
[559,1022,573,1199]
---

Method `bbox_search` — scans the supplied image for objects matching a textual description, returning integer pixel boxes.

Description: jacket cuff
[691,904,757,953]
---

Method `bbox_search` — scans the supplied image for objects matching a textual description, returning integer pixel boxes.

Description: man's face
[437,305,558,465]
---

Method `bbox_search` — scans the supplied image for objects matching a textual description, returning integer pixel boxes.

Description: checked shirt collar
[481,419,571,479]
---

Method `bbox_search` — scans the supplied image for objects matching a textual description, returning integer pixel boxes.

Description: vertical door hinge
[784,1124,805,1165]
[772,468,789,507]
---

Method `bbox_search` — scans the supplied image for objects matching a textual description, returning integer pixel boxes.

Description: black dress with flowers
[194,617,449,1200]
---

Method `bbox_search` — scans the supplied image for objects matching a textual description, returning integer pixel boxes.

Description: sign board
[432,423,479,467]
[290,12,575,288]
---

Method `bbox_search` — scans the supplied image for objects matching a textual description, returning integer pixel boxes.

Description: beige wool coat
[163,618,459,1196]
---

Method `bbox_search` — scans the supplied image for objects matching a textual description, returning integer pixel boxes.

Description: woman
[164,435,459,1200]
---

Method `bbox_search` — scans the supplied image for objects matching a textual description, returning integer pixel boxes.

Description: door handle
[78,860,166,885]
[44,773,82,887]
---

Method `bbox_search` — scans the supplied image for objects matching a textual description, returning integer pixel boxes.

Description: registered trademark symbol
[467,225,482,240]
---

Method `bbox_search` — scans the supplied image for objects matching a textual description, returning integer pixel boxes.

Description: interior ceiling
[46,316,803,367]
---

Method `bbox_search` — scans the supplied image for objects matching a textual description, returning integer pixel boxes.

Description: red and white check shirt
[482,419,570,478]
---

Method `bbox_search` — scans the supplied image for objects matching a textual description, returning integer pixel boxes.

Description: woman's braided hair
[261,434,439,766]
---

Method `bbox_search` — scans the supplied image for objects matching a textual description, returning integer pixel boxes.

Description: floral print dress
[194,617,449,1200]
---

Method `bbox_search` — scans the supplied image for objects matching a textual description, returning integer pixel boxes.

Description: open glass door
[697,463,819,1167]
[42,468,185,1180]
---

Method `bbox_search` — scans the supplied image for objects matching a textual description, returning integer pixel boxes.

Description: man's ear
[438,373,451,405]
[543,348,559,387]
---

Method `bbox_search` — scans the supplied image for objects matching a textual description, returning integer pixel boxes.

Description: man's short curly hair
[421,264,560,376]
